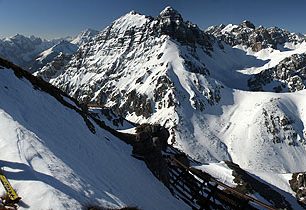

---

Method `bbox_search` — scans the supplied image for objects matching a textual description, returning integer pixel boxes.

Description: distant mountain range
[0,28,99,72]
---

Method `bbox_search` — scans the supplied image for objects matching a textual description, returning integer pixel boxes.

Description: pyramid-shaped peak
[240,20,255,29]
[80,28,99,36]
[159,6,182,20]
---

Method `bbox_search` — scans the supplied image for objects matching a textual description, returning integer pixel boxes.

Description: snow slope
[31,40,78,72]
[203,88,306,172]
[0,62,187,210]
[71,29,99,46]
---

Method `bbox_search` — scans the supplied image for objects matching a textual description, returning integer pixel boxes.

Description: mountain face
[248,53,306,92]
[35,6,231,162]
[206,20,306,51]
[29,29,99,73]
[0,57,187,210]
[32,7,306,208]
[30,40,78,72]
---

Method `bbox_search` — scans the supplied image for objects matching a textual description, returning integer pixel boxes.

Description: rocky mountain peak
[240,20,255,29]
[128,10,140,15]
[207,20,305,51]
[159,6,183,21]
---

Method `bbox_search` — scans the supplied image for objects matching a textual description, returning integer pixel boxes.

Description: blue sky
[0,0,306,39]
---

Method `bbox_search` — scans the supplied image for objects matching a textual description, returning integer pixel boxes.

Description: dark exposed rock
[248,53,306,92]
[240,20,255,30]
[289,172,306,207]
[154,7,214,50]
[133,124,170,185]
[225,161,293,209]
[116,90,153,118]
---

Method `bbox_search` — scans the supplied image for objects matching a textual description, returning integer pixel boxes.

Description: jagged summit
[240,20,255,29]
[207,20,306,51]
[159,6,183,21]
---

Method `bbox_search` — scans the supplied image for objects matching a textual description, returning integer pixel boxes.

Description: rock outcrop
[133,124,170,185]
[290,172,306,207]
[248,53,306,92]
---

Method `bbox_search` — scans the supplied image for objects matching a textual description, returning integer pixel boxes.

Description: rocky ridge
[248,53,306,92]
[206,20,305,51]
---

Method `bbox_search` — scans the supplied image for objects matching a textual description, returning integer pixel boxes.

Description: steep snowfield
[36,41,78,63]
[31,40,78,72]
[203,88,306,172]
[0,66,187,210]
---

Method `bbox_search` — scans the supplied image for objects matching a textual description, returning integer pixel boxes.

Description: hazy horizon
[1,0,306,39]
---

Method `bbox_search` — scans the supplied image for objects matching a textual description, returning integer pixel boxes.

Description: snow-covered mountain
[34,5,306,166]
[71,28,99,46]
[29,29,99,73]
[206,20,306,51]
[0,34,59,72]
[0,29,99,73]
[34,6,228,161]
[31,7,306,207]
[248,53,306,92]
[0,57,187,210]
[30,40,78,72]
